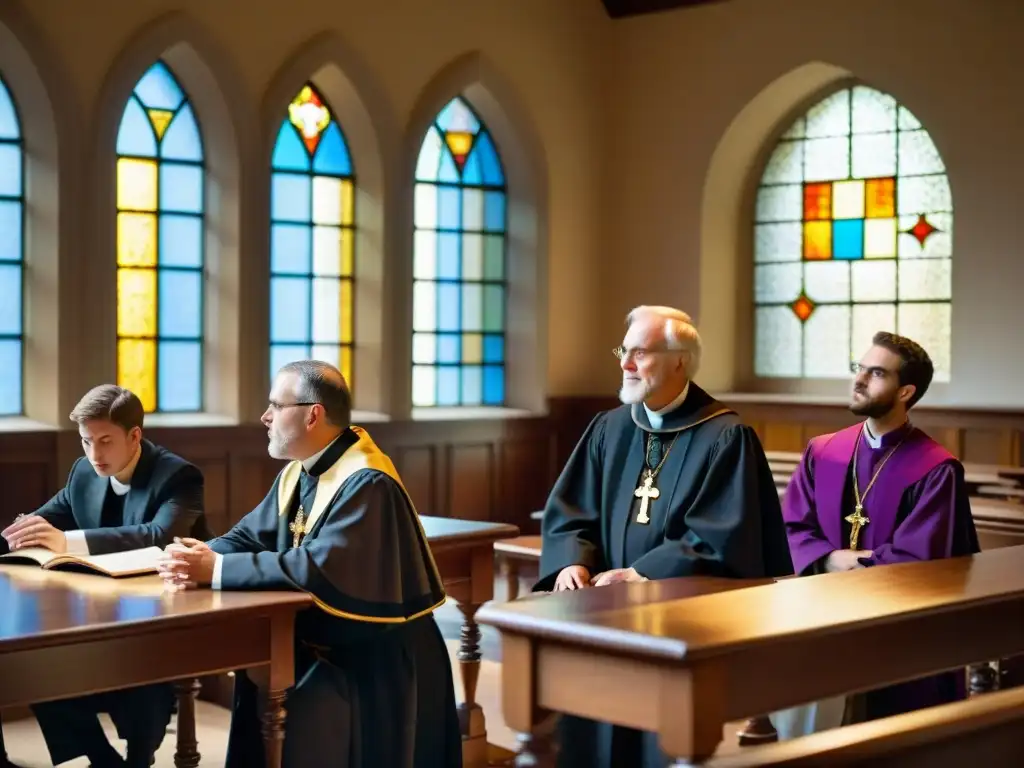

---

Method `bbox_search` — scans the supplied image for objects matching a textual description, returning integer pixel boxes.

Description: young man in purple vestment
[782,331,979,724]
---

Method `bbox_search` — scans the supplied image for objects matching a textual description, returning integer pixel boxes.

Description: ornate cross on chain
[633,472,660,525]
[290,505,307,549]
[845,505,869,550]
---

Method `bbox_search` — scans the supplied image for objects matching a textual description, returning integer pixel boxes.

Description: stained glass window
[270,84,355,385]
[753,85,953,381]
[0,74,23,416]
[412,97,507,407]
[115,60,205,412]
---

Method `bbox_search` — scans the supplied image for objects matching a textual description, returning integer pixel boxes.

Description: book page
[0,546,58,567]
[60,546,165,577]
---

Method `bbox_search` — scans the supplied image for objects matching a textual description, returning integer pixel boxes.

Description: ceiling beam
[601,0,729,19]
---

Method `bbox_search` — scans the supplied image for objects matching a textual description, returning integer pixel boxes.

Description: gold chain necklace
[847,427,910,549]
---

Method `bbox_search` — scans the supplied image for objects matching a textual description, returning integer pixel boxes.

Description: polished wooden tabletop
[421,515,519,547]
[477,545,1024,661]
[0,566,311,651]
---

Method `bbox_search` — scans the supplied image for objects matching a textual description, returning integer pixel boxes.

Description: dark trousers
[32,683,174,767]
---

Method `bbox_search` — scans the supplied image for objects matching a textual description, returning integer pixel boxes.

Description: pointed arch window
[753,85,953,380]
[269,84,355,385]
[412,96,507,407]
[0,73,23,416]
[115,60,205,412]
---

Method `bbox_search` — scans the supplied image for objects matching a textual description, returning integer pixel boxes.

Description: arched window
[753,85,952,381]
[412,96,507,407]
[269,84,355,385]
[115,60,205,412]
[0,73,22,416]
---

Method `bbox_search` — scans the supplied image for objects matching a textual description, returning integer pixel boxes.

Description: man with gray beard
[533,306,793,768]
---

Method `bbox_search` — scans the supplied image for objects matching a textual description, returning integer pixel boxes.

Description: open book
[0,546,164,578]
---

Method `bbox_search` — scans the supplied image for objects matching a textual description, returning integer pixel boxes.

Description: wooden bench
[705,685,1024,767]
[495,535,542,600]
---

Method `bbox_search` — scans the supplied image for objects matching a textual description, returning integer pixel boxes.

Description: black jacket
[31,439,208,555]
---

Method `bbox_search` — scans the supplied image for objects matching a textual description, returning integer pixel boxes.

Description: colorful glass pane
[412,96,507,406]
[115,61,205,412]
[753,85,953,381]
[0,74,23,415]
[270,83,355,388]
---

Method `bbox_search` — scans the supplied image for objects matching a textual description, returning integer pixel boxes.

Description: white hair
[625,305,703,379]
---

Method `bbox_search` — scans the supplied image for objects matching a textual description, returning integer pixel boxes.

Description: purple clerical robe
[782,421,980,720]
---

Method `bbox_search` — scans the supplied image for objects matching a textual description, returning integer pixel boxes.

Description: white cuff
[64,530,90,555]
[211,553,224,590]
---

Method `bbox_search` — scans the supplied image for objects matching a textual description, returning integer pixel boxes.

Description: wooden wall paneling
[447,443,495,522]
[762,422,806,453]
[394,446,438,517]
[961,428,1016,466]
[498,439,554,533]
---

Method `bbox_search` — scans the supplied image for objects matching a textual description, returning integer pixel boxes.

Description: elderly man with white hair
[534,305,794,768]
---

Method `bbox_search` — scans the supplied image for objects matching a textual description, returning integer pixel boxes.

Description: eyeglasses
[613,345,672,362]
[850,362,896,378]
[267,401,320,411]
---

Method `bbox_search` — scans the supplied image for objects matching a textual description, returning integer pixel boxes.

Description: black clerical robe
[209,427,461,768]
[536,384,793,768]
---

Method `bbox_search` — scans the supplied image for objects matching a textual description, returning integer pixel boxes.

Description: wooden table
[0,565,309,768]
[478,545,1024,765]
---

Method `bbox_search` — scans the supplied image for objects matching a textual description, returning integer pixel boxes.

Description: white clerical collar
[109,446,142,496]
[862,421,910,450]
[301,433,342,472]
[644,382,690,430]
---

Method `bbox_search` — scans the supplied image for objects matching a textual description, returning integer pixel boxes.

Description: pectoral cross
[845,505,869,550]
[634,472,660,525]
[289,506,306,548]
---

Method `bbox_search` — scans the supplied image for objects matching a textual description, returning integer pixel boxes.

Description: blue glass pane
[438,233,460,280]
[159,163,203,213]
[271,223,312,274]
[475,133,505,185]
[161,104,203,161]
[270,343,310,379]
[158,214,202,267]
[483,334,504,363]
[438,186,460,229]
[271,276,310,342]
[157,341,201,411]
[437,366,460,406]
[0,264,21,334]
[134,62,185,111]
[271,173,312,222]
[158,270,201,338]
[437,283,460,331]
[0,144,21,197]
[438,334,460,363]
[833,219,864,260]
[483,365,504,405]
[312,122,352,176]
[115,98,157,157]
[0,200,22,261]
[272,122,309,171]
[461,366,482,405]
[461,147,482,185]
[436,98,480,133]
[438,149,459,183]
[0,339,22,415]
[484,191,506,232]
[0,80,19,139]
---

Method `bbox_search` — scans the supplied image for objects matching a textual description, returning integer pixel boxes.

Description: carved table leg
[736,714,778,746]
[969,661,999,696]
[173,678,201,768]
[505,557,521,601]
[457,601,488,767]
[261,689,288,768]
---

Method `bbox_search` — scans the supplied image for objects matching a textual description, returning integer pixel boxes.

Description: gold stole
[275,426,445,622]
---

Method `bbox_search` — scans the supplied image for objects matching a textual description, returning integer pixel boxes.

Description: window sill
[0,417,59,433]
[142,413,239,428]
[713,392,851,406]
[411,406,539,421]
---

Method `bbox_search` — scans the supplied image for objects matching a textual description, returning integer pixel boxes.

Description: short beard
[849,394,896,419]
[619,381,648,405]
[267,435,290,460]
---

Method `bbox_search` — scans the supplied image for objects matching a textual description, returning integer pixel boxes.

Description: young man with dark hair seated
[0,384,208,768]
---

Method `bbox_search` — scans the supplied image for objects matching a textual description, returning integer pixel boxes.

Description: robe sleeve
[217,471,444,621]
[630,424,793,581]
[535,414,608,590]
[862,462,978,566]
[781,443,836,575]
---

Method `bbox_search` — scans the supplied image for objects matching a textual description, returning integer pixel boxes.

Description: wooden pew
[478,545,1024,765]
[704,685,1024,767]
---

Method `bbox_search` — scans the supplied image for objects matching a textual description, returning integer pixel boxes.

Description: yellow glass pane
[117,339,156,413]
[832,180,865,219]
[148,109,173,140]
[117,213,157,267]
[866,178,896,218]
[341,179,354,226]
[341,228,354,277]
[462,333,483,364]
[339,345,352,389]
[803,221,832,260]
[340,278,353,344]
[864,218,897,259]
[117,158,158,211]
[312,176,341,225]
[446,132,472,158]
[117,268,157,336]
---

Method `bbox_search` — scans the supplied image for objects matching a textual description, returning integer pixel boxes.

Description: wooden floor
[2,574,746,766]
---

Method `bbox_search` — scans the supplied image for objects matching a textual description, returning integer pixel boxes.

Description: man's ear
[897,383,917,406]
